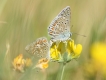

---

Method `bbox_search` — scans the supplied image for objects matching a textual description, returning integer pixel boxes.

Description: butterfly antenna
[72,32,86,37]
[70,25,86,37]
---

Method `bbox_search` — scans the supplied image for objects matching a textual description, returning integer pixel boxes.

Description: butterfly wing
[25,37,49,58]
[58,6,71,24]
[48,6,71,41]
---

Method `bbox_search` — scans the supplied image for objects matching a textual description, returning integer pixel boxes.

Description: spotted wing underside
[25,37,49,58]
[48,6,71,39]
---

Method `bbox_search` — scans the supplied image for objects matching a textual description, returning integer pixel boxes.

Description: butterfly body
[51,31,71,42]
[48,6,72,42]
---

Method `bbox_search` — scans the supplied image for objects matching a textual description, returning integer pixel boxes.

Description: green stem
[60,63,66,80]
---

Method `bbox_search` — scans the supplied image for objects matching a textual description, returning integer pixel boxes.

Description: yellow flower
[68,40,82,59]
[35,58,49,70]
[50,42,64,62]
[12,54,32,72]
[90,42,106,75]
[50,39,82,63]
[12,54,25,72]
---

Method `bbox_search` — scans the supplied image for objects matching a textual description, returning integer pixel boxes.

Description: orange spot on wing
[49,32,53,35]
[43,39,47,42]
[51,27,55,30]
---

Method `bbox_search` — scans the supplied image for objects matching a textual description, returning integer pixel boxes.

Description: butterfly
[25,37,50,58]
[48,6,72,42]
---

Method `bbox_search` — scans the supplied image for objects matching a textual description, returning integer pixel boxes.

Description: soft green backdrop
[0,0,106,80]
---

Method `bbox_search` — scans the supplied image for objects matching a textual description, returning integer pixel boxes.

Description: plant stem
[60,63,66,80]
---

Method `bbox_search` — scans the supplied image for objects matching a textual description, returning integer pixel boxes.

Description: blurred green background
[0,0,106,80]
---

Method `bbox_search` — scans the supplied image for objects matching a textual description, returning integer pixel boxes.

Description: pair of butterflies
[25,6,72,58]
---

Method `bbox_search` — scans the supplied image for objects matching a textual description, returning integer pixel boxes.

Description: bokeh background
[0,0,106,80]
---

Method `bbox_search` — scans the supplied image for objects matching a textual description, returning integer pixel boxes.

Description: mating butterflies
[25,6,71,57]
[48,6,72,42]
